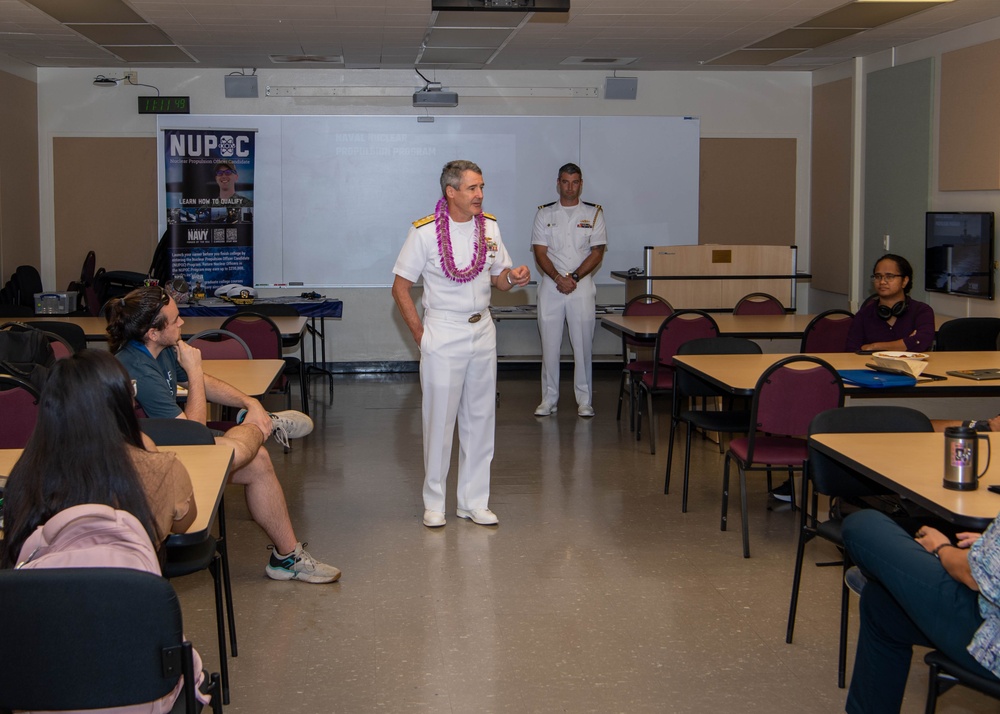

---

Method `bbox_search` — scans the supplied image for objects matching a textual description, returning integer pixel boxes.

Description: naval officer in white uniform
[392,160,531,528]
[531,163,606,417]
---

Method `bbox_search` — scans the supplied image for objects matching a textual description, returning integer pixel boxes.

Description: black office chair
[786,405,933,689]
[0,567,222,713]
[935,317,1000,351]
[141,417,237,705]
[924,649,1000,712]
[664,336,761,509]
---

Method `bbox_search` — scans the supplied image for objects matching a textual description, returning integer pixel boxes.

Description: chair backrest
[800,309,854,353]
[80,251,101,315]
[43,331,74,360]
[623,293,673,317]
[675,337,762,399]
[188,329,252,359]
[220,312,282,360]
[0,567,189,711]
[33,320,87,353]
[750,356,844,442]
[733,292,785,315]
[935,317,1000,352]
[652,310,720,379]
[622,294,673,351]
[140,418,217,446]
[807,406,933,497]
[0,374,41,448]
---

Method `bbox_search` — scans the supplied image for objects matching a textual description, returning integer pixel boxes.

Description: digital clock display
[137,96,191,114]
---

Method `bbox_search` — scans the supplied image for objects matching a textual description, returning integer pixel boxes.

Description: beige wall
[52,137,158,290]
[699,137,796,246]
[809,77,853,295]
[0,70,40,283]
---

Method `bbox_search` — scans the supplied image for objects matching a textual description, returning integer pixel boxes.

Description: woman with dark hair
[846,253,935,353]
[0,350,196,569]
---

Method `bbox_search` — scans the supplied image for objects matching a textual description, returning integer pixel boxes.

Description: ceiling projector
[413,87,459,107]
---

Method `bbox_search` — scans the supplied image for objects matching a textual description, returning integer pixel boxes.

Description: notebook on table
[946,369,1000,381]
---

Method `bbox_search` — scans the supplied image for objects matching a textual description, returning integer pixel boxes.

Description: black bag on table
[0,322,55,391]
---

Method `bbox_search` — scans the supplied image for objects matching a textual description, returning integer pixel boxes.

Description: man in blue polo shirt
[108,286,339,584]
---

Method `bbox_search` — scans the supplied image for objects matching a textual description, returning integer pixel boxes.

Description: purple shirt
[845,297,935,352]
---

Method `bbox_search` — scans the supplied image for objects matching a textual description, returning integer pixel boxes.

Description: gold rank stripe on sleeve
[412,214,435,228]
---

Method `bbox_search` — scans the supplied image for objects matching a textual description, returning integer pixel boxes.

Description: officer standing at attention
[531,163,607,418]
[392,160,531,529]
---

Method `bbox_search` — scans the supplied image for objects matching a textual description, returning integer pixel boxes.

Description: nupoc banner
[163,129,256,295]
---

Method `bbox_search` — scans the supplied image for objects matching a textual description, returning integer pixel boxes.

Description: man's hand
[914,526,950,553]
[956,532,983,548]
[174,340,203,374]
[509,265,531,286]
[554,273,576,295]
[242,398,274,439]
[988,415,1000,432]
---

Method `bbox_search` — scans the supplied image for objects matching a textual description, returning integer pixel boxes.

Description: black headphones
[876,299,908,321]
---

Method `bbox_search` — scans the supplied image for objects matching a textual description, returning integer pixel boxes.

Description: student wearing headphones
[846,253,935,353]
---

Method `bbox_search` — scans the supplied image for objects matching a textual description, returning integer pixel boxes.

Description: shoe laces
[270,414,290,449]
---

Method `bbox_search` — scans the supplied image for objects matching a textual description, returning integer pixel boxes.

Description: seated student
[106,287,340,584]
[842,509,1000,713]
[846,254,935,353]
[0,351,212,711]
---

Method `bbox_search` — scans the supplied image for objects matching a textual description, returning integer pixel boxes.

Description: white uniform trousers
[536,275,597,407]
[419,311,497,512]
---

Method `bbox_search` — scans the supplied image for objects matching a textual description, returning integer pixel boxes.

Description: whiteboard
[159,115,699,287]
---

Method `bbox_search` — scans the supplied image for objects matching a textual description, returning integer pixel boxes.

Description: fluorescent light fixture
[431,0,569,10]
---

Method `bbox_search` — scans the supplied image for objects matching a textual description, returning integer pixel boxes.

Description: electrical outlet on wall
[124,70,137,84]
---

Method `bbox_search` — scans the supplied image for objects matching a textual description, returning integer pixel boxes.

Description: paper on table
[870,354,928,377]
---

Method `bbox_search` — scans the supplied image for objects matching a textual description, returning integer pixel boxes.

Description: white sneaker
[456,508,499,526]
[237,408,314,448]
[577,404,595,417]
[423,510,446,528]
[534,401,557,416]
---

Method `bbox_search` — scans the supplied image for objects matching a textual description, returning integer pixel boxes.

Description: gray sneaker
[844,566,867,595]
[237,409,314,448]
[266,543,341,584]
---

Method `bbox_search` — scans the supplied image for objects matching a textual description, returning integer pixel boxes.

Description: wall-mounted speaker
[604,77,637,100]
[224,75,259,98]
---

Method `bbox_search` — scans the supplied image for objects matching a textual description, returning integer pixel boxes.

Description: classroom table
[672,351,1000,399]
[601,312,953,341]
[20,315,308,343]
[0,443,235,546]
[809,432,1000,530]
[200,358,284,399]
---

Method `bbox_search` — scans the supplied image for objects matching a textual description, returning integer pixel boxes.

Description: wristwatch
[965,420,991,432]
[571,271,580,281]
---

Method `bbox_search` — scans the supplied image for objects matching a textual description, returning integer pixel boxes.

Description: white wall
[35,67,812,364]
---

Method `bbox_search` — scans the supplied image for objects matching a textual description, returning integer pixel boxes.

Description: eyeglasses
[871,273,902,282]
[215,169,236,177]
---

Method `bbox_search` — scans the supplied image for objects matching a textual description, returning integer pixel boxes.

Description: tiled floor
[174,367,992,713]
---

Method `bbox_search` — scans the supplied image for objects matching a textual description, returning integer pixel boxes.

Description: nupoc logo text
[169,134,251,158]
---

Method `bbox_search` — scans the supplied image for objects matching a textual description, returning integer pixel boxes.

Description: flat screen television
[925,212,995,300]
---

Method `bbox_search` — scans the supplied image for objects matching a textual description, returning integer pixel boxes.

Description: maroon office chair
[635,310,719,455]
[800,309,854,353]
[722,356,844,558]
[220,312,306,415]
[733,292,785,316]
[618,294,673,429]
[0,374,41,448]
[188,329,252,360]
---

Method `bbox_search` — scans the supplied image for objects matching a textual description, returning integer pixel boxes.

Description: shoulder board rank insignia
[539,201,557,210]
[583,202,601,209]
[412,214,435,228]
[483,212,498,222]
